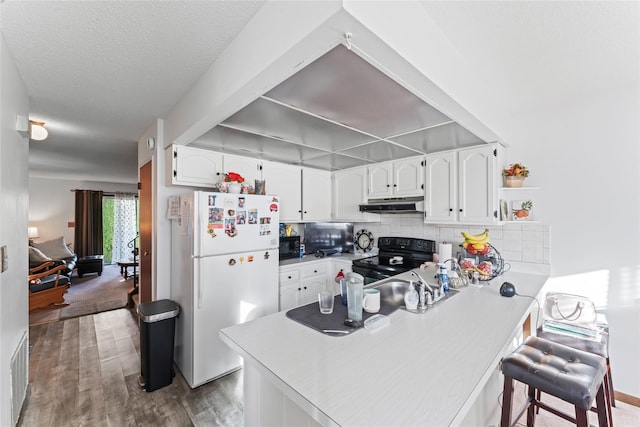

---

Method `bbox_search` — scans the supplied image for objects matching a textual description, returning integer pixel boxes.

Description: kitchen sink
[368,279,459,313]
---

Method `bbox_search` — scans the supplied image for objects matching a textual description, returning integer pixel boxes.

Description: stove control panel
[377,237,435,254]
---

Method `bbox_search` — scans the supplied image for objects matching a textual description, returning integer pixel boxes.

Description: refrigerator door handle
[197,262,203,309]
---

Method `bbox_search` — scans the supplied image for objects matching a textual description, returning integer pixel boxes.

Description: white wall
[28,177,137,249]
[499,85,640,396]
[0,34,30,427]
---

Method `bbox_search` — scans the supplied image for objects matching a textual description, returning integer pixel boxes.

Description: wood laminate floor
[20,307,640,427]
[20,308,243,427]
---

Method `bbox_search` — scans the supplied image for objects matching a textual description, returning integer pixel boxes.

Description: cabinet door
[332,166,370,221]
[263,161,302,222]
[168,145,223,187]
[279,267,301,311]
[393,156,425,197]
[301,279,324,306]
[367,162,393,198]
[424,152,456,222]
[302,168,331,221]
[279,284,301,311]
[223,154,262,184]
[458,145,496,223]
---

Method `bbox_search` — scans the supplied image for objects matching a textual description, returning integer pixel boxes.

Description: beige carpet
[29,263,132,325]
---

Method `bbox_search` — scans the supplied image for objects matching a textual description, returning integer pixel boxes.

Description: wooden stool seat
[501,336,609,427]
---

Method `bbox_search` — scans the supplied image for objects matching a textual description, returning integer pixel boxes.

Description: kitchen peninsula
[220,267,549,426]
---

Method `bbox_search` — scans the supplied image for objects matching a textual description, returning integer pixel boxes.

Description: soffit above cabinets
[192,44,487,171]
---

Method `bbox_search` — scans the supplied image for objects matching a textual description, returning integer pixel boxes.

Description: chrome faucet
[410,271,434,306]
[410,270,444,305]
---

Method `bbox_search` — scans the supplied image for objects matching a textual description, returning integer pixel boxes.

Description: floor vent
[10,332,28,426]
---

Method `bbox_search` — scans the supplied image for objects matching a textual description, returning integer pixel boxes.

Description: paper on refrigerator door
[199,193,280,256]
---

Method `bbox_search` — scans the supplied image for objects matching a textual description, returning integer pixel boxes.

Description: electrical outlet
[1,245,7,272]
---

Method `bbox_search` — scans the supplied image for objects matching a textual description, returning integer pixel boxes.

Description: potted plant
[502,163,529,188]
[223,172,245,193]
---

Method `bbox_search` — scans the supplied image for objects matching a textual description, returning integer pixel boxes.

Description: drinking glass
[318,290,334,314]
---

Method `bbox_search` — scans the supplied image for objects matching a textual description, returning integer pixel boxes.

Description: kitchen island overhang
[220,268,549,426]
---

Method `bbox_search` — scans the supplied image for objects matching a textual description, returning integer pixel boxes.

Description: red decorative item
[335,270,345,283]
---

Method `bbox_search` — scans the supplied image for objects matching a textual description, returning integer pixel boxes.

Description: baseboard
[615,390,640,407]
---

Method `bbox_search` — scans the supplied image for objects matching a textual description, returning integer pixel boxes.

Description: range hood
[359,197,424,214]
[192,44,490,171]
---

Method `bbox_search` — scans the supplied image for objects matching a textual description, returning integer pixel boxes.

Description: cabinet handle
[303,286,307,290]
[449,208,453,212]
[304,211,307,214]
[386,184,390,188]
[393,184,397,187]
[288,275,292,279]
[459,209,463,212]
[298,288,302,291]
[314,270,317,273]
[298,210,302,213]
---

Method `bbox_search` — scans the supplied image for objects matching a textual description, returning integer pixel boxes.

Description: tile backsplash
[354,214,550,265]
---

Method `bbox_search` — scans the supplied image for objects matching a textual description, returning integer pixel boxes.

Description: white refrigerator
[171,191,280,388]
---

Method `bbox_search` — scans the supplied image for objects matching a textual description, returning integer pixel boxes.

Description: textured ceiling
[1,1,637,184]
[1,0,265,183]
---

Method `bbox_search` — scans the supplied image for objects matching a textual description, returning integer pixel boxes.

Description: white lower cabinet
[279,262,327,311]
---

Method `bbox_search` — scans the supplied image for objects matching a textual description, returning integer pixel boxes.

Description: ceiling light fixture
[29,121,48,141]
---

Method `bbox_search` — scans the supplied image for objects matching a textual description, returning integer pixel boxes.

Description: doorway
[102,194,138,265]
[139,160,152,303]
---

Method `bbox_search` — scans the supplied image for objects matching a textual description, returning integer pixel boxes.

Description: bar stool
[537,321,614,425]
[500,336,609,427]
[538,293,615,425]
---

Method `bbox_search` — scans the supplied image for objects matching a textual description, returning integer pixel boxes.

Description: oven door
[352,265,393,286]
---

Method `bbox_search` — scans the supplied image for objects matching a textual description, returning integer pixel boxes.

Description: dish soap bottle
[438,263,450,293]
[404,281,419,310]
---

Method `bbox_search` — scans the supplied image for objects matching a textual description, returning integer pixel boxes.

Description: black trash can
[137,299,180,392]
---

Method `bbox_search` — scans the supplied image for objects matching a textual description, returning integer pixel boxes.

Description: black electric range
[352,237,436,284]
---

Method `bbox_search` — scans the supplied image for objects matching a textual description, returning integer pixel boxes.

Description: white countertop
[220,268,549,427]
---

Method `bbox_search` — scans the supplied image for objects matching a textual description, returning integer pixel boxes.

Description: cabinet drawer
[279,269,300,284]
[301,264,327,280]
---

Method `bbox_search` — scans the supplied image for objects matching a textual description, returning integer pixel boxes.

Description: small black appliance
[279,236,301,260]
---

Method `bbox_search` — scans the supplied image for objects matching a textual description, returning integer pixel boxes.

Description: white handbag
[543,292,597,326]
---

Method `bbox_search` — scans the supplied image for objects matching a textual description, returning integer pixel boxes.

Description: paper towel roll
[438,243,452,263]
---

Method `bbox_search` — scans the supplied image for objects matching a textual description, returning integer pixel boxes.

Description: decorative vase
[504,176,525,188]
[227,182,242,194]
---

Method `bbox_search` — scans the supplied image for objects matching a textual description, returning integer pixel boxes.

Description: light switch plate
[1,245,7,272]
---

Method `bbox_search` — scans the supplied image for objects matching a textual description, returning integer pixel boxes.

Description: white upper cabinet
[301,167,331,222]
[424,151,456,222]
[263,163,330,222]
[166,144,223,187]
[458,145,497,223]
[332,166,378,222]
[223,154,263,185]
[367,161,393,198]
[367,156,425,198]
[262,161,301,222]
[425,144,498,223]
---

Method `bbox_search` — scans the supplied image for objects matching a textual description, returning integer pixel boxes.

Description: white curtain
[112,192,138,263]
